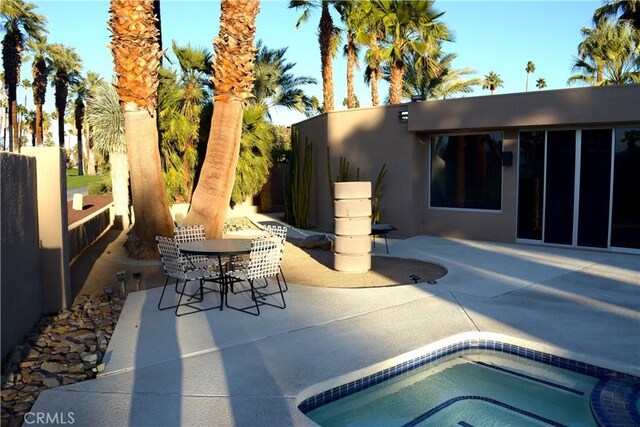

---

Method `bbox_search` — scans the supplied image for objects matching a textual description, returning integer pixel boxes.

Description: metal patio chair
[225,236,286,316]
[264,224,289,292]
[174,225,218,271]
[156,236,223,317]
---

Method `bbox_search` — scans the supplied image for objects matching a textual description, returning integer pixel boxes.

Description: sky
[24,0,602,126]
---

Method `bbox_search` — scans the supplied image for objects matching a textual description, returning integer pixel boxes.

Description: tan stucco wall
[21,147,71,313]
[295,105,424,237]
[293,84,639,244]
[408,84,640,132]
[1,152,43,361]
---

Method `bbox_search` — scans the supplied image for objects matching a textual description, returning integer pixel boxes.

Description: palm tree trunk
[319,1,334,112]
[77,131,84,175]
[346,34,355,109]
[370,69,379,106]
[35,103,43,146]
[110,151,131,229]
[389,64,404,104]
[9,99,17,151]
[124,109,174,256]
[185,101,243,238]
[57,108,65,147]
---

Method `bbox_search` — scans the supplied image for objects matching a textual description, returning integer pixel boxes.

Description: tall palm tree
[568,20,640,86]
[482,71,504,95]
[47,43,81,147]
[109,0,174,257]
[397,50,481,100]
[184,0,260,238]
[594,0,640,31]
[536,77,547,90]
[372,0,450,104]
[355,2,385,107]
[72,71,103,176]
[26,37,48,145]
[1,0,46,152]
[85,81,131,229]
[289,0,339,112]
[335,0,361,109]
[525,60,535,92]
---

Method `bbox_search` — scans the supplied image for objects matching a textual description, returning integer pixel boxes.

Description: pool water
[307,350,600,426]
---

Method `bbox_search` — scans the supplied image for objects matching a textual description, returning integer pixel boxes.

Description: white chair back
[156,236,185,279]
[247,237,282,280]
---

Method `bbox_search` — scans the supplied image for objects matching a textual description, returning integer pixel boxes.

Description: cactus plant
[285,128,313,229]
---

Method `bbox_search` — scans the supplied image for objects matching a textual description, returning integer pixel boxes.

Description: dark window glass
[518,131,545,240]
[611,126,640,249]
[578,129,612,248]
[430,133,503,210]
[544,130,576,245]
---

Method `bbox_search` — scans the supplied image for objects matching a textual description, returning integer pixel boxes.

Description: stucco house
[293,83,640,253]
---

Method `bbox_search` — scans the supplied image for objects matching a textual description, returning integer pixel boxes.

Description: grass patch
[66,169,105,189]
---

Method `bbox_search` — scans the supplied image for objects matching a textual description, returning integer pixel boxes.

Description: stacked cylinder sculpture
[333,182,371,273]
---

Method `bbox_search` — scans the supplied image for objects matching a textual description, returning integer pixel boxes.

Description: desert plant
[371,163,387,223]
[285,128,313,228]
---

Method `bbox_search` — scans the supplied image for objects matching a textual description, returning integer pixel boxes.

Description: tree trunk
[9,99,17,152]
[85,133,96,175]
[77,130,84,176]
[319,1,334,112]
[370,68,379,107]
[346,34,355,109]
[35,103,44,146]
[110,151,131,229]
[57,107,65,147]
[389,64,404,104]
[185,101,243,238]
[124,109,173,257]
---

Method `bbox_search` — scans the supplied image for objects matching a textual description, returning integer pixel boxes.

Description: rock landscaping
[1,293,126,427]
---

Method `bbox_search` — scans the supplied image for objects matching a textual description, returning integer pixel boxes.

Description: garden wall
[1,152,43,362]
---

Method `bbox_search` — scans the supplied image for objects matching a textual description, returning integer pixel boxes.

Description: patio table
[179,239,252,310]
[371,224,397,254]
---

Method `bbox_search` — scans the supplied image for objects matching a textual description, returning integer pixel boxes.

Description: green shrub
[88,181,112,195]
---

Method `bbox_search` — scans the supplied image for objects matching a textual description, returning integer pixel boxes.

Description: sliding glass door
[518,127,638,251]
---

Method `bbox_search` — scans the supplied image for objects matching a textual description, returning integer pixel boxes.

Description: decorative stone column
[333,182,371,273]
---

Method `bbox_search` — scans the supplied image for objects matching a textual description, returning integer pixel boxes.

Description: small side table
[371,224,397,254]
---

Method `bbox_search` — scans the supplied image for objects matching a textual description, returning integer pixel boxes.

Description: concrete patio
[30,233,640,426]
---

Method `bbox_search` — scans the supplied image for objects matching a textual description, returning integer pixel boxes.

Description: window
[430,133,503,210]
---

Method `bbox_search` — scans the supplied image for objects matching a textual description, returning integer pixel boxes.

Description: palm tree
[536,77,547,90]
[289,0,340,112]
[594,0,640,31]
[184,0,260,238]
[525,61,535,92]
[25,37,48,145]
[72,71,103,176]
[372,0,450,104]
[568,20,640,86]
[482,71,504,95]
[397,50,481,100]
[251,40,317,118]
[1,0,46,152]
[47,43,81,147]
[232,103,275,204]
[158,42,210,203]
[109,0,174,257]
[85,81,131,229]
[335,0,362,109]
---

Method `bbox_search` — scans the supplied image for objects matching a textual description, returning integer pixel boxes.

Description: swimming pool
[299,338,640,426]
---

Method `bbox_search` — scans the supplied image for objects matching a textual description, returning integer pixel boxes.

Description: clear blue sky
[27,0,601,126]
